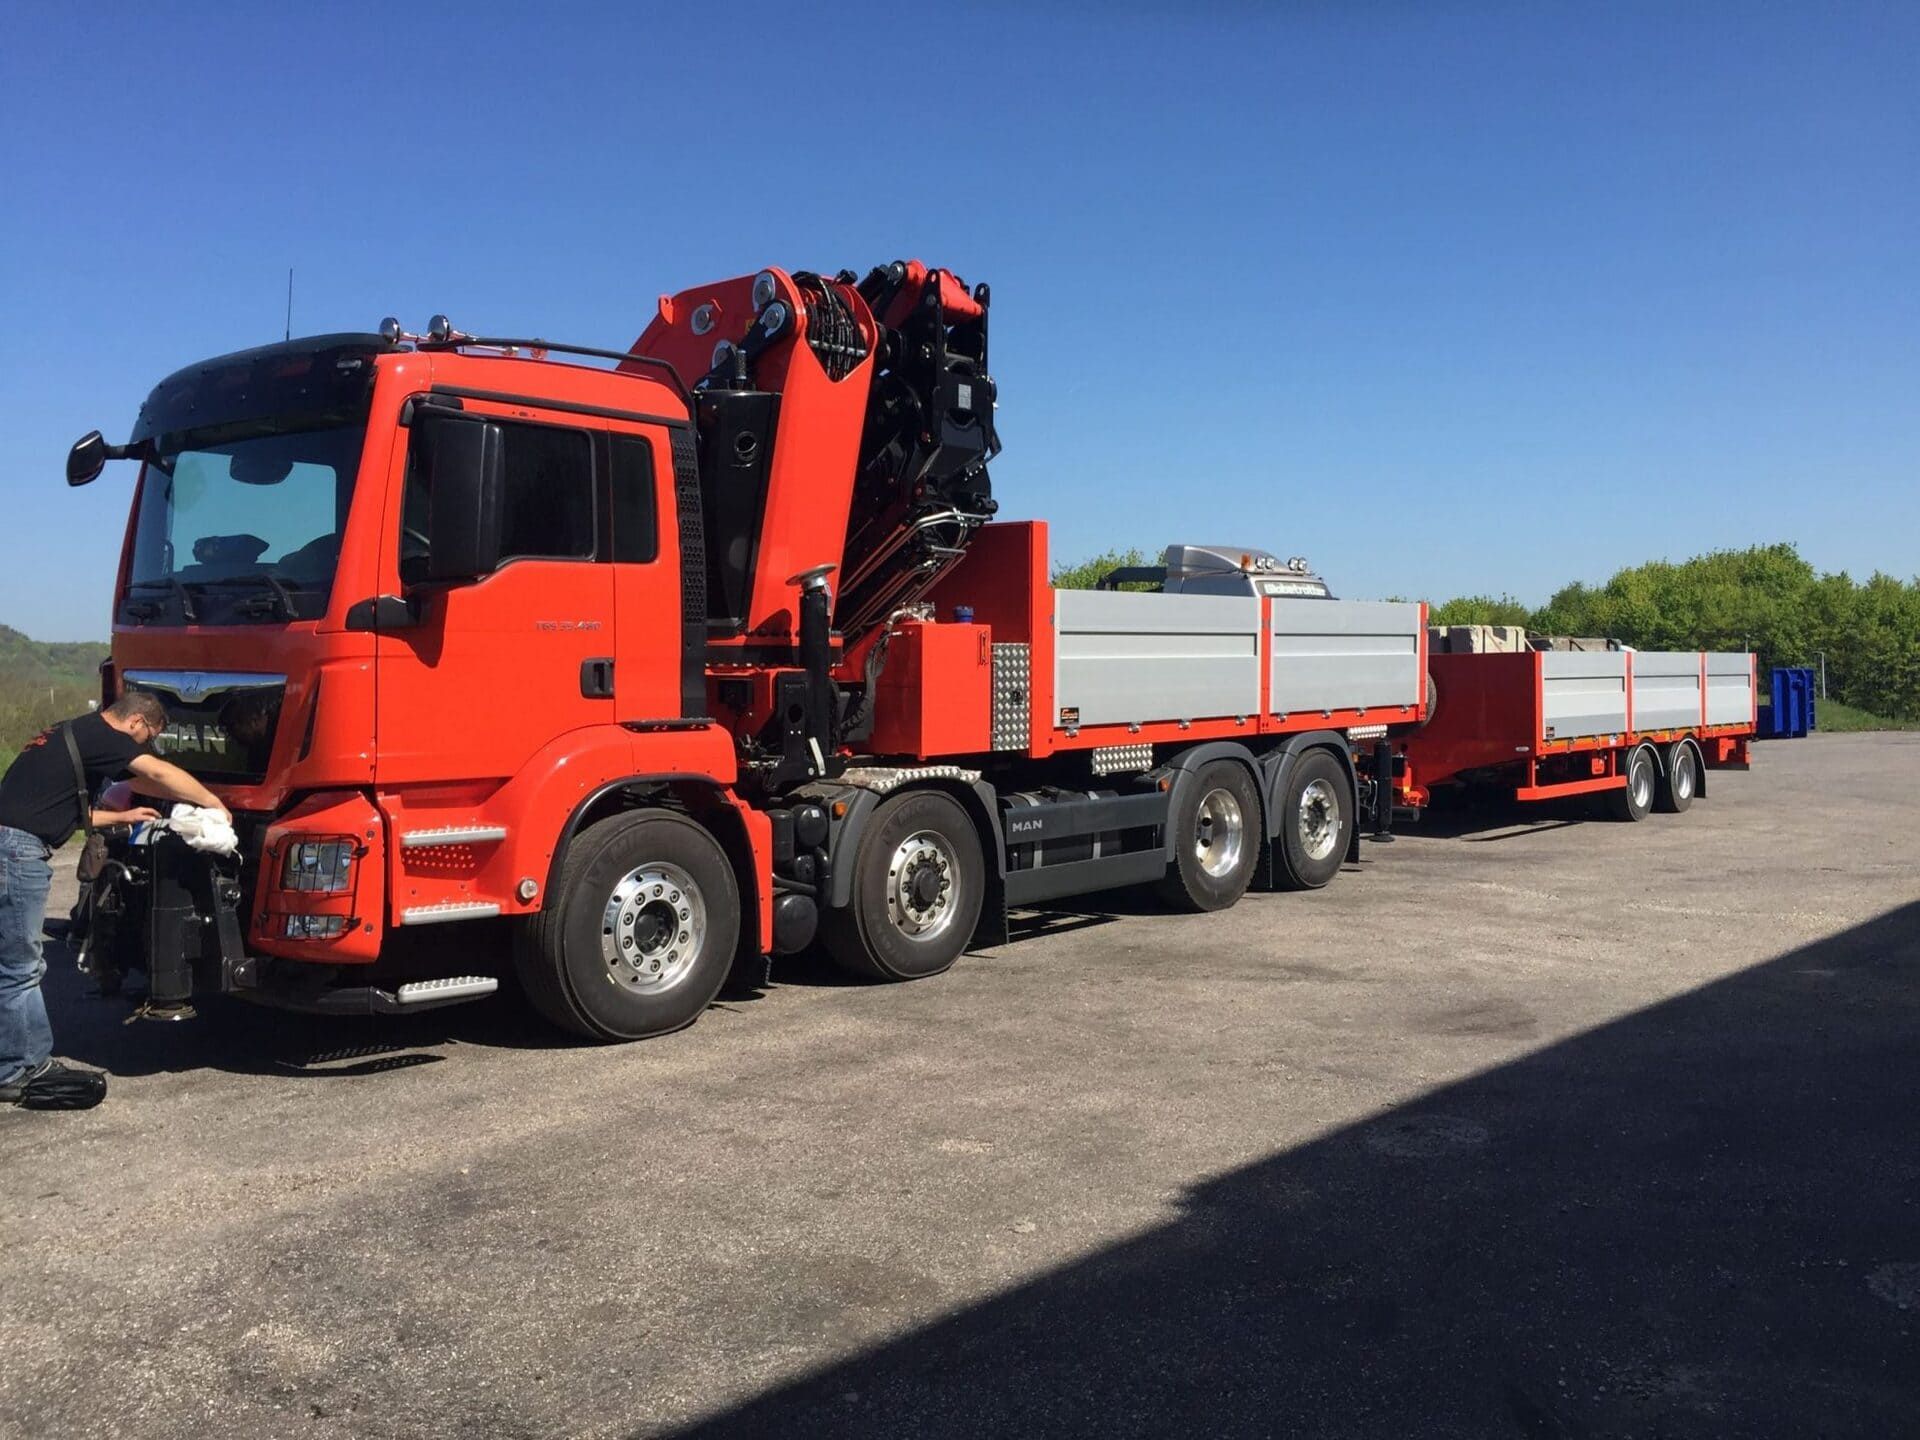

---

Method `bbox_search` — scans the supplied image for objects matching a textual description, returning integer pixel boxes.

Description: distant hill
[0,623,109,756]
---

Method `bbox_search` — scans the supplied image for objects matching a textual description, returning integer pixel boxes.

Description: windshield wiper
[126,577,200,623]
[213,573,302,620]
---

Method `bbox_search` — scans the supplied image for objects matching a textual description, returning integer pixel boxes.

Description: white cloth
[162,803,239,856]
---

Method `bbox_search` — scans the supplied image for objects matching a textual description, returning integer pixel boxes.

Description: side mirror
[67,431,108,486]
[415,412,505,583]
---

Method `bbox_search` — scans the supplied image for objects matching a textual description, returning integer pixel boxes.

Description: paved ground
[2,733,1917,1438]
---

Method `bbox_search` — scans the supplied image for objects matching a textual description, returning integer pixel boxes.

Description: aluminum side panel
[1270,599,1423,714]
[1054,590,1259,726]
[1631,651,1704,732]
[1706,652,1756,727]
[1543,651,1627,739]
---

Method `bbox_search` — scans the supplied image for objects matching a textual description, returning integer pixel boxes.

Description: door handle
[580,658,615,699]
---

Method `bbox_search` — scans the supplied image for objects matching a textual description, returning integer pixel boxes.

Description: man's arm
[92,804,162,828]
[128,754,231,818]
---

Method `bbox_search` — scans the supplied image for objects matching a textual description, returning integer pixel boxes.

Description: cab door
[374,397,618,785]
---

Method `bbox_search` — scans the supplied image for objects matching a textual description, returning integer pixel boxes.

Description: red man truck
[65,259,1434,1039]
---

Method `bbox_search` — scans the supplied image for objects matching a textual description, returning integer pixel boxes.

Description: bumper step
[238,974,499,1017]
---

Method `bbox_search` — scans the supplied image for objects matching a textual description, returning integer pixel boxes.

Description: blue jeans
[0,825,55,1085]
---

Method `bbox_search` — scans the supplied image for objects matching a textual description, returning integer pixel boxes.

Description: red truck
[66,260,1433,1040]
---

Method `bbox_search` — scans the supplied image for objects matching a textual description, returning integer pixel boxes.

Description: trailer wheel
[1607,745,1657,823]
[822,789,985,982]
[1155,760,1262,911]
[1275,749,1351,891]
[513,810,739,1040]
[1656,741,1698,814]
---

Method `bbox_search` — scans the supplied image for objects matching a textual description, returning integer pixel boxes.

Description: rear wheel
[514,810,739,1040]
[1656,741,1698,814]
[1607,745,1657,822]
[1156,760,1262,912]
[1276,749,1351,891]
[822,789,985,981]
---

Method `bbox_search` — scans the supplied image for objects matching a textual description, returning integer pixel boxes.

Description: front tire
[1156,760,1262,912]
[514,810,739,1040]
[822,789,986,981]
[1276,749,1351,891]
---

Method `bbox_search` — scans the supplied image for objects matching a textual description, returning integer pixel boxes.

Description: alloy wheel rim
[887,831,960,941]
[602,861,706,994]
[1298,778,1340,862]
[1195,788,1247,878]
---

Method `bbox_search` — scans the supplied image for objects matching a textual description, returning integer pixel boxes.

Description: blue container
[1757,666,1816,739]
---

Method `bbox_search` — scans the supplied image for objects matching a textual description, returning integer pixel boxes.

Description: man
[0,692,229,1110]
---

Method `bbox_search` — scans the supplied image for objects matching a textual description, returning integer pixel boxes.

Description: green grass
[1815,699,1920,732]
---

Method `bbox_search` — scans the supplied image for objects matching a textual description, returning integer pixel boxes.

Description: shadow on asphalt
[665,901,1920,1439]
[37,943,568,1079]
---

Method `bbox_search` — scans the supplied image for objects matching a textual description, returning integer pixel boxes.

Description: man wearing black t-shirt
[0,692,228,1109]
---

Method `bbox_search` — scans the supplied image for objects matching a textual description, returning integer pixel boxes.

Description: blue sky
[1,2,1913,640]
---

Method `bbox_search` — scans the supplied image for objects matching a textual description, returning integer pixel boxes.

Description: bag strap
[60,721,94,840]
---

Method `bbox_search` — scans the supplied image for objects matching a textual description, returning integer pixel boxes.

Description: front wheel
[822,789,986,981]
[514,810,739,1040]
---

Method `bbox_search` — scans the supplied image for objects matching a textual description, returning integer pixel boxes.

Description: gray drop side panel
[1270,599,1423,714]
[1631,651,1703,732]
[1543,651,1627,738]
[1705,652,1755,726]
[1054,590,1260,726]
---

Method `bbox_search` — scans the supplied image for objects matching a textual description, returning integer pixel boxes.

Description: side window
[498,421,595,562]
[609,434,659,564]
[400,413,595,582]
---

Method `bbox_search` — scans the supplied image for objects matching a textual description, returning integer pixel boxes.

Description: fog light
[281,839,357,893]
[283,914,349,940]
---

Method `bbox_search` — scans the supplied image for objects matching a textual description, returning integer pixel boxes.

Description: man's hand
[94,806,163,827]
[128,754,231,820]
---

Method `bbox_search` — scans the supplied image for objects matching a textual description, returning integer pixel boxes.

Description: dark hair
[105,691,170,730]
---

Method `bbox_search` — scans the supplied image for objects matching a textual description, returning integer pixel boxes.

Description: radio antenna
[285,268,294,341]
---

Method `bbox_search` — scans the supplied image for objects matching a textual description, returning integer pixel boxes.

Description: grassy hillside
[0,624,109,755]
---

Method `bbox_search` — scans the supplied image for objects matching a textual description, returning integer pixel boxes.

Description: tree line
[1054,543,1920,720]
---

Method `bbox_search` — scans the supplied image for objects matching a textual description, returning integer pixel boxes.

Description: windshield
[125,425,365,624]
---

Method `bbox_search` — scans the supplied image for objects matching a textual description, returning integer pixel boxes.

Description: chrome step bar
[395,975,498,1007]
[400,824,509,849]
[399,900,502,926]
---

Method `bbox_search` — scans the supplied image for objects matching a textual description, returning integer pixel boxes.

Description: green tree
[1051,548,1157,591]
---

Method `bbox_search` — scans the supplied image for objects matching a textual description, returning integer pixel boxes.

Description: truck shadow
[663,900,1920,1439]
[37,940,567,1079]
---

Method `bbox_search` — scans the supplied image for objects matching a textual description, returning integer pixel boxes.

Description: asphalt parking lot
[3,733,1917,1438]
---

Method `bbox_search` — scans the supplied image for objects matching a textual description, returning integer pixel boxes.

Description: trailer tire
[1607,745,1658,823]
[1275,749,1351,891]
[1656,740,1699,814]
[1156,760,1262,912]
[513,810,739,1041]
[821,789,985,982]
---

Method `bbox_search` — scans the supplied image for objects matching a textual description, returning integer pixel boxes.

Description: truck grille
[123,670,286,784]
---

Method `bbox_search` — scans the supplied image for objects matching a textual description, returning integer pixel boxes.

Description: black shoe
[1,1060,108,1110]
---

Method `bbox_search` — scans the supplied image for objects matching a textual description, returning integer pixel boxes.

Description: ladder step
[394,976,498,1007]
[399,901,502,926]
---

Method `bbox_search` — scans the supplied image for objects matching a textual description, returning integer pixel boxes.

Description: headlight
[283,914,349,940]
[280,839,357,893]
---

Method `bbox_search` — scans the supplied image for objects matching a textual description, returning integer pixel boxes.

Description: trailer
[1403,632,1757,821]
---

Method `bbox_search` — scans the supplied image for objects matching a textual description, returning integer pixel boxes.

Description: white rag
[162,803,240,856]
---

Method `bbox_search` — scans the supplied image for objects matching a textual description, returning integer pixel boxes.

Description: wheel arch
[821,777,1004,912]
[1152,741,1269,863]
[1254,731,1361,864]
[547,774,769,963]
